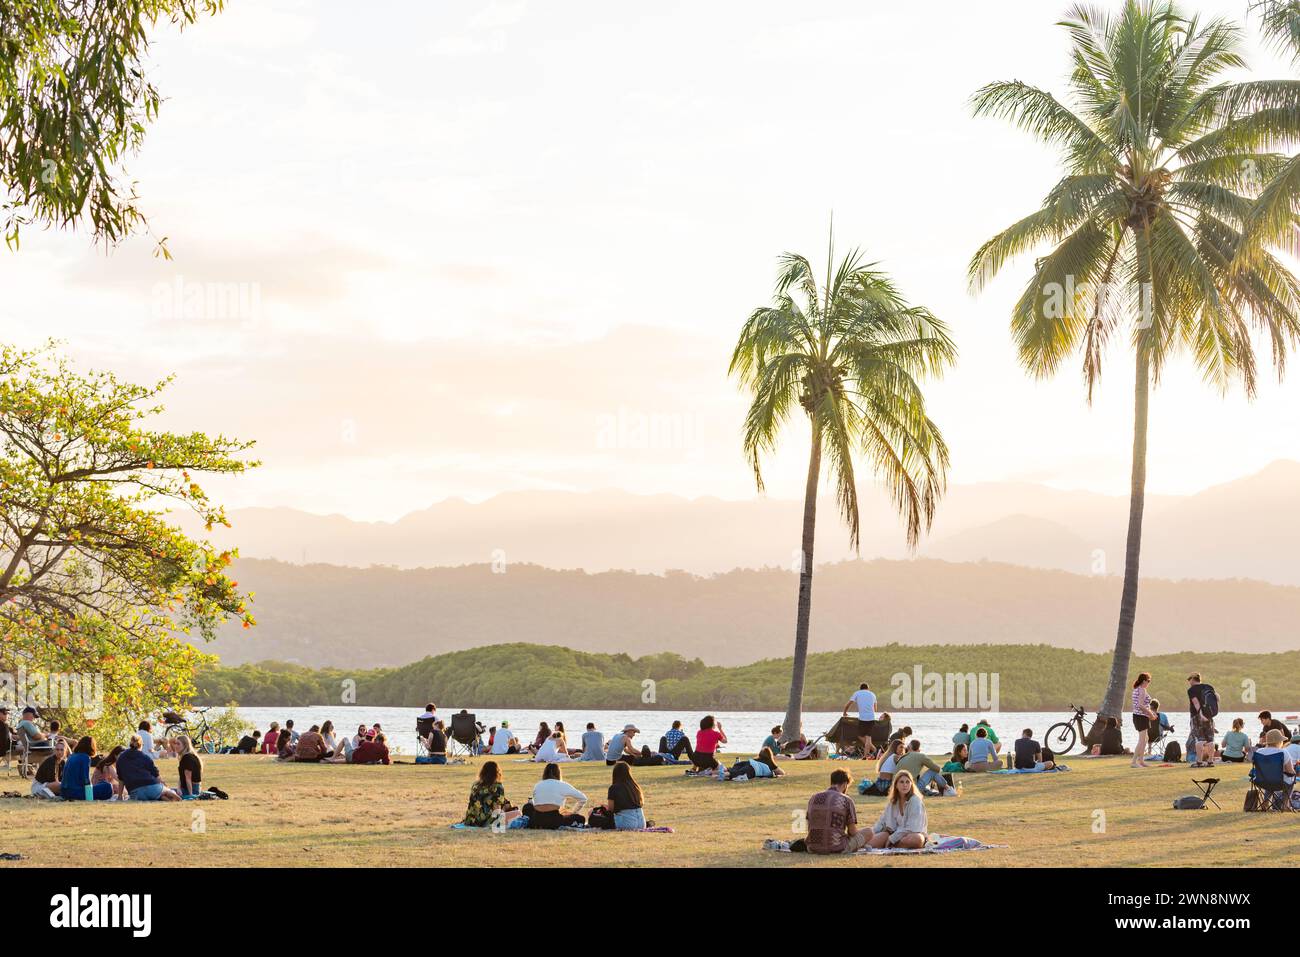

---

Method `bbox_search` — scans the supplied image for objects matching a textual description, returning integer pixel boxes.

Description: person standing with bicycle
[1130,672,1157,768]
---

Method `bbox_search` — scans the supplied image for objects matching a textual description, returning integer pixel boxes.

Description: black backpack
[1200,685,1220,718]
[1163,740,1182,763]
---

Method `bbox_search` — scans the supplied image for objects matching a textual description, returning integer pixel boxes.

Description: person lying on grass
[868,770,927,850]
[522,763,586,829]
[462,760,519,827]
[718,747,785,781]
[893,740,956,795]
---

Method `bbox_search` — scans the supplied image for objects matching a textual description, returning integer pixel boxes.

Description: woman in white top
[877,739,905,780]
[534,732,572,764]
[522,764,586,829]
[868,770,928,849]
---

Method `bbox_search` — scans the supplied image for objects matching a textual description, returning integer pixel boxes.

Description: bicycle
[1044,704,1095,756]
[161,706,223,754]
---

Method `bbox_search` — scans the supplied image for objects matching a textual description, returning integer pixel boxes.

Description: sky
[2,0,1298,521]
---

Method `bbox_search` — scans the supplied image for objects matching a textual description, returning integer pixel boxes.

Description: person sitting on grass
[284,719,300,744]
[553,722,582,757]
[762,726,782,752]
[60,736,113,801]
[868,769,928,849]
[966,727,1001,772]
[294,725,330,762]
[580,723,605,761]
[969,718,1000,752]
[463,760,518,828]
[490,721,520,755]
[805,768,866,854]
[720,746,785,781]
[605,723,642,765]
[136,720,163,759]
[232,729,261,754]
[1221,718,1251,763]
[351,731,391,765]
[894,739,955,795]
[92,746,124,798]
[952,724,971,748]
[276,726,296,760]
[261,722,281,754]
[605,761,648,830]
[172,735,227,799]
[1013,728,1056,772]
[117,735,180,801]
[942,743,968,774]
[1099,717,1129,756]
[34,737,69,795]
[528,722,551,755]
[534,731,573,764]
[522,763,587,829]
[887,725,913,747]
[320,721,340,760]
[659,720,695,760]
[1258,711,1291,745]
[877,739,906,782]
[691,715,727,774]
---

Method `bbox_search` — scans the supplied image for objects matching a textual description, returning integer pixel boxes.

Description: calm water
[235,706,1290,757]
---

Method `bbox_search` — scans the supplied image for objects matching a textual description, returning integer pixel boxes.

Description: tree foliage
[0,342,256,740]
[0,0,225,250]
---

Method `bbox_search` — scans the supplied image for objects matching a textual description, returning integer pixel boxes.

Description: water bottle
[84,783,93,801]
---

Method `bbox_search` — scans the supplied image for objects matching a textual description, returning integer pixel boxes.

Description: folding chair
[448,712,480,758]
[415,716,437,758]
[1190,777,1221,810]
[17,728,53,779]
[1246,751,1294,812]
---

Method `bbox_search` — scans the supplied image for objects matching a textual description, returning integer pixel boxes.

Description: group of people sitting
[15,714,230,802]
[461,759,652,830]
[252,720,394,764]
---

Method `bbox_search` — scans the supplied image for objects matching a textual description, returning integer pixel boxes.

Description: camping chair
[1,725,18,777]
[1246,751,1295,812]
[1147,718,1173,757]
[415,716,438,758]
[1190,777,1221,810]
[448,712,479,758]
[16,727,53,779]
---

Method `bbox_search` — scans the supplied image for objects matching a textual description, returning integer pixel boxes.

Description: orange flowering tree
[0,342,256,741]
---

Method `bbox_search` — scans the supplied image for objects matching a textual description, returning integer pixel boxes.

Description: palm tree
[730,229,955,742]
[969,0,1300,725]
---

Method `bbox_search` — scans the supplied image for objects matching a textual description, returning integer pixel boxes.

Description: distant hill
[171,461,1300,584]
[197,557,1300,669]
[194,642,1300,713]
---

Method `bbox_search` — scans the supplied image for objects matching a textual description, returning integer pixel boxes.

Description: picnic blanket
[988,764,1071,774]
[448,820,673,833]
[763,835,1005,855]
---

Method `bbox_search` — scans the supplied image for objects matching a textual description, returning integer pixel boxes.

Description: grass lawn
[1,753,1291,867]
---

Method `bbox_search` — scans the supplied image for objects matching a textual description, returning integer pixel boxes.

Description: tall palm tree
[730,230,955,742]
[969,0,1300,724]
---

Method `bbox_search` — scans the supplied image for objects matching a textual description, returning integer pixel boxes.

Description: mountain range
[175,461,1300,584]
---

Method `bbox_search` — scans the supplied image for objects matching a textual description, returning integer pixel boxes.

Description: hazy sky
[3,0,1297,521]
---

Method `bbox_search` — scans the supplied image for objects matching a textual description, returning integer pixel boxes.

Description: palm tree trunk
[781,425,822,744]
[1096,347,1151,726]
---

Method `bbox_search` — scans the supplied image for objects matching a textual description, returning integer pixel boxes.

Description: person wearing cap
[491,720,520,755]
[605,724,641,765]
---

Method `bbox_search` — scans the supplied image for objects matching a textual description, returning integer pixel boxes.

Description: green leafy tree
[0,342,256,741]
[0,0,225,250]
[729,231,955,741]
[969,1,1300,723]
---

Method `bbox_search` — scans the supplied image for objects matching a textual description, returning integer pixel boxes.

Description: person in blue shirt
[61,736,114,801]
[966,727,1002,772]
[116,734,181,801]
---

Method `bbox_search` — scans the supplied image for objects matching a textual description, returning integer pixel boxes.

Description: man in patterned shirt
[805,769,867,854]
[660,720,695,760]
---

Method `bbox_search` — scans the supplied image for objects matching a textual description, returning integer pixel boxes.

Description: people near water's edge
[1187,672,1218,767]
[893,739,956,795]
[603,761,647,830]
[534,730,572,764]
[943,743,968,774]
[1258,710,1291,746]
[580,722,605,761]
[691,715,727,774]
[462,760,518,827]
[490,721,520,755]
[1221,718,1250,763]
[965,726,1001,772]
[605,723,641,764]
[659,720,694,761]
[1130,671,1157,768]
[117,734,180,801]
[1013,728,1056,772]
[843,682,878,758]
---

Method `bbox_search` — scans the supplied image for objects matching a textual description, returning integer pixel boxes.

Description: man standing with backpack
[1187,673,1219,767]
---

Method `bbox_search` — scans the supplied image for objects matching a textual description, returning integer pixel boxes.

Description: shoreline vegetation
[194,642,1300,712]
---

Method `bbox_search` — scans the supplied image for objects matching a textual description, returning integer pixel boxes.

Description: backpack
[1243,790,1260,812]
[1172,795,1205,810]
[1163,740,1182,763]
[1199,685,1219,718]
